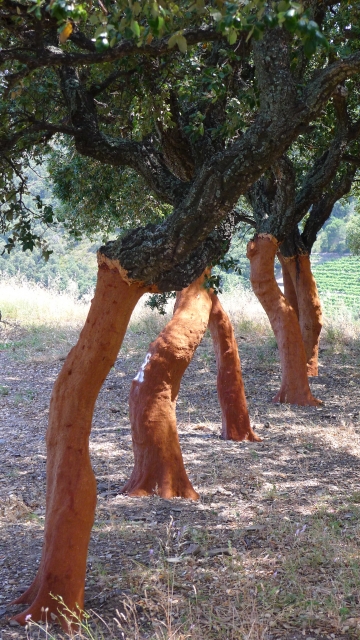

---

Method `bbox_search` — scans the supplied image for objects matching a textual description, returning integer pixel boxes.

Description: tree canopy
[1,1,360,288]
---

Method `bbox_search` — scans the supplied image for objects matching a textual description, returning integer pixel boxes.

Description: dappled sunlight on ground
[1,299,360,639]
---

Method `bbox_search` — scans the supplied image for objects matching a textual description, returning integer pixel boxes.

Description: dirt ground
[1,321,360,639]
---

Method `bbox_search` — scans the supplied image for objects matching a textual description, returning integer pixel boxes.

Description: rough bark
[100,211,237,292]
[12,259,147,628]
[208,293,261,442]
[122,272,212,500]
[278,254,323,376]
[247,235,319,406]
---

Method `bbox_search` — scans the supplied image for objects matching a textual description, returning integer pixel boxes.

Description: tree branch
[0,26,223,71]
[302,163,358,252]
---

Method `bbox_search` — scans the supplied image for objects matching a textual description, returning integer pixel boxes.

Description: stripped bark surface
[122,273,212,500]
[209,293,260,442]
[247,235,319,406]
[279,254,323,376]
[12,262,148,627]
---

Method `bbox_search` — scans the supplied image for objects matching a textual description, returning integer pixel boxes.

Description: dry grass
[221,286,272,339]
[0,277,89,328]
[322,304,360,348]
[0,278,170,359]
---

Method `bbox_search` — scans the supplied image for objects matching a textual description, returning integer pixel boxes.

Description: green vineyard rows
[312,255,360,312]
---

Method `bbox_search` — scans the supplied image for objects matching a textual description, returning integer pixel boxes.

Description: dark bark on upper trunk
[100,212,236,291]
[250,88,359,249]
[280,227,308,259]
[301,165,357,253]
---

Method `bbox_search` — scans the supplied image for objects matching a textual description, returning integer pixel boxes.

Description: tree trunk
[278,254,322,376]
[247,235,319,405]
[279,255,299,318]
[208,294,261,441]
[122,272,212,500]
[12,259,147,628]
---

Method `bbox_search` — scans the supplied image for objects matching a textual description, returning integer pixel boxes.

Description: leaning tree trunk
[247,235,319,406]
[122,272,212,500]
[12,257,149,628]
[208,293,261,441]
[280,255,299,318]
[278,253,323,376]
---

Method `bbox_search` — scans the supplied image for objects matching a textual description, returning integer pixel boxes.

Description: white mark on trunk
[134,352,151,383]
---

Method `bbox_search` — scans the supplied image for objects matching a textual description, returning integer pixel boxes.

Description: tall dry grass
[0,276,359,359]
[0,277,90,328]
[220,286,272,338]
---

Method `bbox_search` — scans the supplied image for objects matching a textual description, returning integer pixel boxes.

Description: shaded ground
[1,320,360,639]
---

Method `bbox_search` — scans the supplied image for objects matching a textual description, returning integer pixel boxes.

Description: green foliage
[47,147,172,238]
[313,200,357,255]
[204,255,242,294]
[346,208,360,255]
[145,291,176,315]
[0,227,98,299]
[26,0,329,55]
[0,0,358,265]
[0,157,56,259]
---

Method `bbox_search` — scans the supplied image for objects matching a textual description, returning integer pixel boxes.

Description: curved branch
[301,164,358,252]
[294,89,353,223]
[0,26,223,71]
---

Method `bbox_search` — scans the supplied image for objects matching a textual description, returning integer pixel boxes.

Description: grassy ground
[1,279,360,640]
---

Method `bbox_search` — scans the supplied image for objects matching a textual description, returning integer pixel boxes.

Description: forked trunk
[247,235,319,405]
[12,259,147,628]
[278,254,322,376]
[208,294,261,441]
[122,273,212,500]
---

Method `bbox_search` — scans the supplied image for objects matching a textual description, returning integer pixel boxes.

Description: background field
[312,256,360,315]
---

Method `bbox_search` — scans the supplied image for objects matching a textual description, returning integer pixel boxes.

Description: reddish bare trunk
[278,254,322,376]
[208,294,260,441]
[280,255,299,318]
[122,273,212,500]
[12,260,147,628]
[247,235,319,406]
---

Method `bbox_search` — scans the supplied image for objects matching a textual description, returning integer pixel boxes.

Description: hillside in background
[0,226,99,299]
[312,199,357,254]
[1,189,359,311]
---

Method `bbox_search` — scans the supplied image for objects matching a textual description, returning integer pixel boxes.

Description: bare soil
[1,322,360,639]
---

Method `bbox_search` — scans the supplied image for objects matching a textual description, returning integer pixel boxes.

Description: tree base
[272,388,320,406]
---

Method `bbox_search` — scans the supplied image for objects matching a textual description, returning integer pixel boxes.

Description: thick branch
[342,154,360,166]
[301,164,358,252]
[59,65,185,205]
[293,90,351,224]
[0,26,222,71]
[100,211,237,292]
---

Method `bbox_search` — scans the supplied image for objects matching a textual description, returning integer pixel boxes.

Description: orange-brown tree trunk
[247,235,319,406]
[12,259,147,628]
[122,273,212,500]
[280,255,299,318]
[208,294,261,441]
[278,254,322,376]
